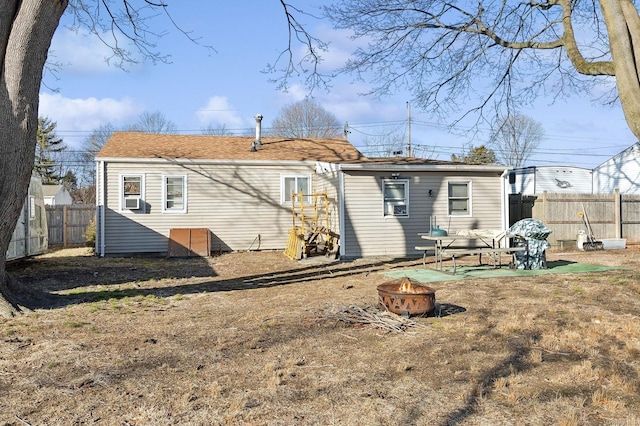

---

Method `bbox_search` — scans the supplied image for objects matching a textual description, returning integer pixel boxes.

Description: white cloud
[271,84,309,106]
[39,93,143,147]
[49,29,124,75]
[314,81,405,124]
[315,25,364,71]
[195,96,246,130]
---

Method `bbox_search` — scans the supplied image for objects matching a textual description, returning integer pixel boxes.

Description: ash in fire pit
[377,277,436,317]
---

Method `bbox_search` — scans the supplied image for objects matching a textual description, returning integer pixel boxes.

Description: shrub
[84,218,96,248]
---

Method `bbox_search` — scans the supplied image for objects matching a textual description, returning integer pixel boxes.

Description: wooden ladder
[284,190,336,260]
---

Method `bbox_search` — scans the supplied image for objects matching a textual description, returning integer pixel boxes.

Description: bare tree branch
[323,0,631,135]
[264,1,332,92]
[489,114,545,167]
[270,99,342,138]
[66,0,215,68]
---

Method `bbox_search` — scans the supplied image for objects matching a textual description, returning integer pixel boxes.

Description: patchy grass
[2,247,640,425]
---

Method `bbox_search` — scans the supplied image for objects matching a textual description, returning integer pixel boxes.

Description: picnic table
[417,229,527,274]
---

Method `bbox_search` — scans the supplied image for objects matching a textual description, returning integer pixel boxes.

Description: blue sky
[39,2,637,169]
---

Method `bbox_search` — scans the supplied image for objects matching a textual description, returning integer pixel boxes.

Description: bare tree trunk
[0,259,30,317]
[601,0,640,139]
[0,1,67,318]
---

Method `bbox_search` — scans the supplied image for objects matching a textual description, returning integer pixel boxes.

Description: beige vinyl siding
[102,161,334,255]
[342,171,504,258]
[313,170,341,236]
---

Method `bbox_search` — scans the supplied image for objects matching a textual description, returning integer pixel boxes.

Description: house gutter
[94,157,331,167]
[339,163,508,173]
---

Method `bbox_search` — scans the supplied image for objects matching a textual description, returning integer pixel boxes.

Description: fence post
[614,188,621,238]
[63,204,68,248]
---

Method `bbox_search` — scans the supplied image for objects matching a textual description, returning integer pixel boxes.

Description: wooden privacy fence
[46,204,95,247]
[529,191,640,246]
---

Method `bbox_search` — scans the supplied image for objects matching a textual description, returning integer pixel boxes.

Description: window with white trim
[383,179,409,217]
[162,175,187,213]
[448,181,471,216]
[121,174,144,211]
[282,175,311,204]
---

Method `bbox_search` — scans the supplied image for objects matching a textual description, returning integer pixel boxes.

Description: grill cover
[509,219,552,270]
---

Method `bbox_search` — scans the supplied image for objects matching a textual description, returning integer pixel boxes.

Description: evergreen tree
[451,145,498,165]
[61,170,78,191]
[34,117,66,184]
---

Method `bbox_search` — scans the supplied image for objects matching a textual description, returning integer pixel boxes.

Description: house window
[383,179,409,217]
[121,174,144,211]
[29,196,36,219]
[448,181,471,216]
[162,175,187,213]
[282,175,311,204]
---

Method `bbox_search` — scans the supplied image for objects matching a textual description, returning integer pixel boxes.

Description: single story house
[593,142,640,194]
[42,184,73,205]
[95,130,510,259]
[337,157,510,257]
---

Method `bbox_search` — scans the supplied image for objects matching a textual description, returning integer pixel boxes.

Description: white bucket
[576,230,587,251]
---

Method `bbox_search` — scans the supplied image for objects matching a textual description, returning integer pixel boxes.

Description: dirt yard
[2,246,640,425]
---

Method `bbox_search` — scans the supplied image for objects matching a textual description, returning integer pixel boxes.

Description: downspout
[500,168,509,247]
[98,160,106,257]
[339,166,346,258]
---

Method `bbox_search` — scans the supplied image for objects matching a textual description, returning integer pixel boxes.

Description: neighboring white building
[7,177,48,261]
[507,166,594,194]
[593,142,640,194]
[42,184,73,205]
[508,142,640,196]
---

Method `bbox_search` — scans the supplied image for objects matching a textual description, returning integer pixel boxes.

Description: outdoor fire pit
[377,277,436,317]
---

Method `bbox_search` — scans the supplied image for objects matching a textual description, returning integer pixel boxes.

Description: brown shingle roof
[96,132,366,162]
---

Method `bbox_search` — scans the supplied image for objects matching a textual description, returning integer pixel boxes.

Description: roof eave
[94,157,346,166]
[338,163,510,172]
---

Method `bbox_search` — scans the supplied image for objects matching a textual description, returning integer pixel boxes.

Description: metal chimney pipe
[255,114,263,146]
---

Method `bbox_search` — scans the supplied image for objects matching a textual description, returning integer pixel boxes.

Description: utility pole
[406,102,412,157]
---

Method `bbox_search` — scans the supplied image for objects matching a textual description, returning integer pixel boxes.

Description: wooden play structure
[284,190,339,260]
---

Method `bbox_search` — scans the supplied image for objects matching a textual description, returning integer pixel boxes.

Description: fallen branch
[15,416,32,426]
[316,304,428,334]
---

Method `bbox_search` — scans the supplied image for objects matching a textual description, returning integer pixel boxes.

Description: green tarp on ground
[384,261,624,283]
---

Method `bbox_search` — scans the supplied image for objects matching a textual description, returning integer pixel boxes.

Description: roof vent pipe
[255,114,263,146]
